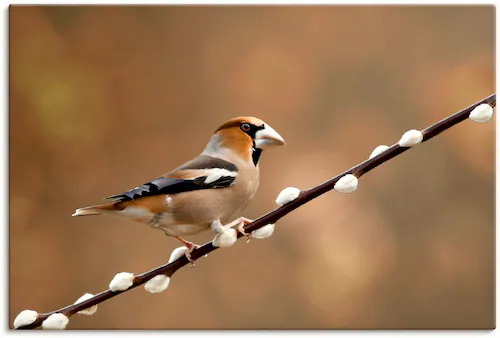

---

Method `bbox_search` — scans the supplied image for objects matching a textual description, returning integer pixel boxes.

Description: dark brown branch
[16,93,496,329]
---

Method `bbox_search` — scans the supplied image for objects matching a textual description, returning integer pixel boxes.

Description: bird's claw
[237,222,252,243]
[211,217,254,243]
[171,235,200,267]
[185,243,200,267]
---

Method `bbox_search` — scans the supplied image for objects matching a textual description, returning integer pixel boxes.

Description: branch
[14,93,496,329]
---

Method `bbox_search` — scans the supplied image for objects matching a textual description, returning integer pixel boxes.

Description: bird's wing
[104,155,238,202]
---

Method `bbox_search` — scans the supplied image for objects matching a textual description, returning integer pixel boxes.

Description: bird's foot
[185,243,200,267]
[210,217,254,242]
[173,236,200,267]
[225,217,254,243]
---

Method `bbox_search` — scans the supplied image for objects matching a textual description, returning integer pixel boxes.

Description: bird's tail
[72,203,118,217]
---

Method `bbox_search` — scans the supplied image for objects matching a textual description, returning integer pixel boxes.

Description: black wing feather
[105,156,237,202]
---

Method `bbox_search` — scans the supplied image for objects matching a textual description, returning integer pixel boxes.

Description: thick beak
[254,124,286,149]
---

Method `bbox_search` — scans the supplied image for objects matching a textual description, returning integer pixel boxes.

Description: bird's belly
[155,189,252,236]
[158,219,208,237]
[123,167,258,237]
[167,188,247,226]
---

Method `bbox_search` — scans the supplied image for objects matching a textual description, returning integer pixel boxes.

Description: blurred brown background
[9,5,494,329]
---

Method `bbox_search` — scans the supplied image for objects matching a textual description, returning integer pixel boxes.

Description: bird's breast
[161,163,259,233]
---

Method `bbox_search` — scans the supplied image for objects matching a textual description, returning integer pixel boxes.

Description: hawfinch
[73,117,285,259]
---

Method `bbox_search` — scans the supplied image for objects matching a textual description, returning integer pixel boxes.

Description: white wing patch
[203,168,237,184]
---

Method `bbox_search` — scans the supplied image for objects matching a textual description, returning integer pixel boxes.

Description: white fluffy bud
[168,246,189,263]
[212,228,237,248]
[334,174,358,193]
[13,309,38,329]
[369,145,390,159]
[144,274,170,293]
[74,293,98,315]
[42,313,69,330]
[109,272,135,292]
[276,187,301,206]
[469,103,494,123]
[398,129,423,147]
[251,224,275,239]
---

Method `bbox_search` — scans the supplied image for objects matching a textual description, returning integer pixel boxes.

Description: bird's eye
[240,123,251,132]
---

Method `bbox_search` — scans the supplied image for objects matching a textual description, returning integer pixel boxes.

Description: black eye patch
[241,123,265,139]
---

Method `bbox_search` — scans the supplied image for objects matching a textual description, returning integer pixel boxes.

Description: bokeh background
[9,5,494,329]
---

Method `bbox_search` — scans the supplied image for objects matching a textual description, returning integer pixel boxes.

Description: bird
[72,117,285,261]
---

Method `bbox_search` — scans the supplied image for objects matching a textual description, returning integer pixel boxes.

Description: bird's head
[205,117,285,165]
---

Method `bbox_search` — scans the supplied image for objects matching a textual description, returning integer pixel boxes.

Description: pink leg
[224,217,253,242]
[173,236,199,266]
